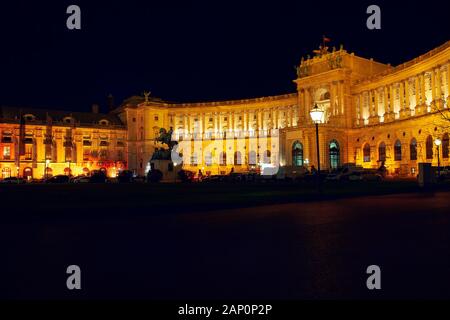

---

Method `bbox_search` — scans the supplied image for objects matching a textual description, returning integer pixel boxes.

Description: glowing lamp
[310,104,324,124]
[434,138,442,146]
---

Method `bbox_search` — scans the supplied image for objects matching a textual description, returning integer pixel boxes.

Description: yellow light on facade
[309,104,324,124]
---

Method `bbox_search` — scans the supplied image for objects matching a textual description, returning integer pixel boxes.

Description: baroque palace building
[0,105,127,179]
[1,40,450,179]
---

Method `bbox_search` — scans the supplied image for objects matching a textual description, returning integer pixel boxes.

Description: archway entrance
[23,167,33,180]
[329,140,340,170]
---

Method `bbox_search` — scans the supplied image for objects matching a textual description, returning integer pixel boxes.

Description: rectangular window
[3,146,11,160]
[83,148,91,161]
[117,150,124,161]
[99,149,108,160]
[65,147,72,162]
[45,144,52,160]
[25,145,32,160]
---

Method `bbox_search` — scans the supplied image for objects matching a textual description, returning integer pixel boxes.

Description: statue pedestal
[399,108,411,119]
[368,115,379,125]
[415,103,427,115]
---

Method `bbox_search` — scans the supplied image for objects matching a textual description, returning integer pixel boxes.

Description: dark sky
[0,1,449,112]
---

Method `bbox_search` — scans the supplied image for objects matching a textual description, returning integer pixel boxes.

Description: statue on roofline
[143,91,151,105]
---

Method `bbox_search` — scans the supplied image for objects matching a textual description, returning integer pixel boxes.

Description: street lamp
[45,159,50,179]
[310,104,324,176]
[435,138,442,179]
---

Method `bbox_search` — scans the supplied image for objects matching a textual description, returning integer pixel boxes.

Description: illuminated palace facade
[1,41,449,179]
[121,41,450,177]
[0,106,127,179]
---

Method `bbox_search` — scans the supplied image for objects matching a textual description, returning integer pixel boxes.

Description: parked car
[147,170,163,183]
[46,175,70,184]
[118,170,134,183]
[0,177,26,184]
[71,175,90,183]
[178,170,195,183]
[360,170,383,181]
[202,175,224,183]
[347,171,363,181]
[89,171,107,183]
[29,178,45,184]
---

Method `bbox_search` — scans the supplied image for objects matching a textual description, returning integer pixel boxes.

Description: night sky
[0,1,449,112]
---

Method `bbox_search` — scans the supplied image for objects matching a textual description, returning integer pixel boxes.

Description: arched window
[443,133,449,159]
[410,138,417,161]
[394,140,402,161]
[44,167,53,178]
[263,150,271,164]
[23,167,33,179]
[249,151,257,165]
[220,152,227,166]
[329,140,340,169]
[378,142,386,162]
[363,143,371,162]
[205,152,213,166]
[426,135,433,159]
[65,146,72,162]
[292,141,303,166]
[234,151,242,165]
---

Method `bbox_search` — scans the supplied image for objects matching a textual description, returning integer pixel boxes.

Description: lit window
[3,146,11,160]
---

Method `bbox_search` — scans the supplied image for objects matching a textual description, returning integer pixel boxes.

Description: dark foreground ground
[1,181,450,299]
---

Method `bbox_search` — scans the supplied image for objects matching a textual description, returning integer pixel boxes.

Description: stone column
[304,88,311,120]
[401,80,411,118]
[330,83,335,115]
[374,89,379,116]
[431,69,436,101]
[436,67,442,108]
[414,76,420,110]
[183,114,188,137]
[218,113,222,137]
[368,90,378,125]
[213,112,218,136]
[447,64,450,98]
[447,65,450,107]
[230,112,234,134]
[287,108,292,127]
[399,82,404,114]
[275,108,279,129]
[421,73,426,104]
[201,113,205,136]
[386,84,395,121]
[359,94,363,125]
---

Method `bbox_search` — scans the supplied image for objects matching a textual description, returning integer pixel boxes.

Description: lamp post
[310,104,324,177]
[435,138,442,179]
